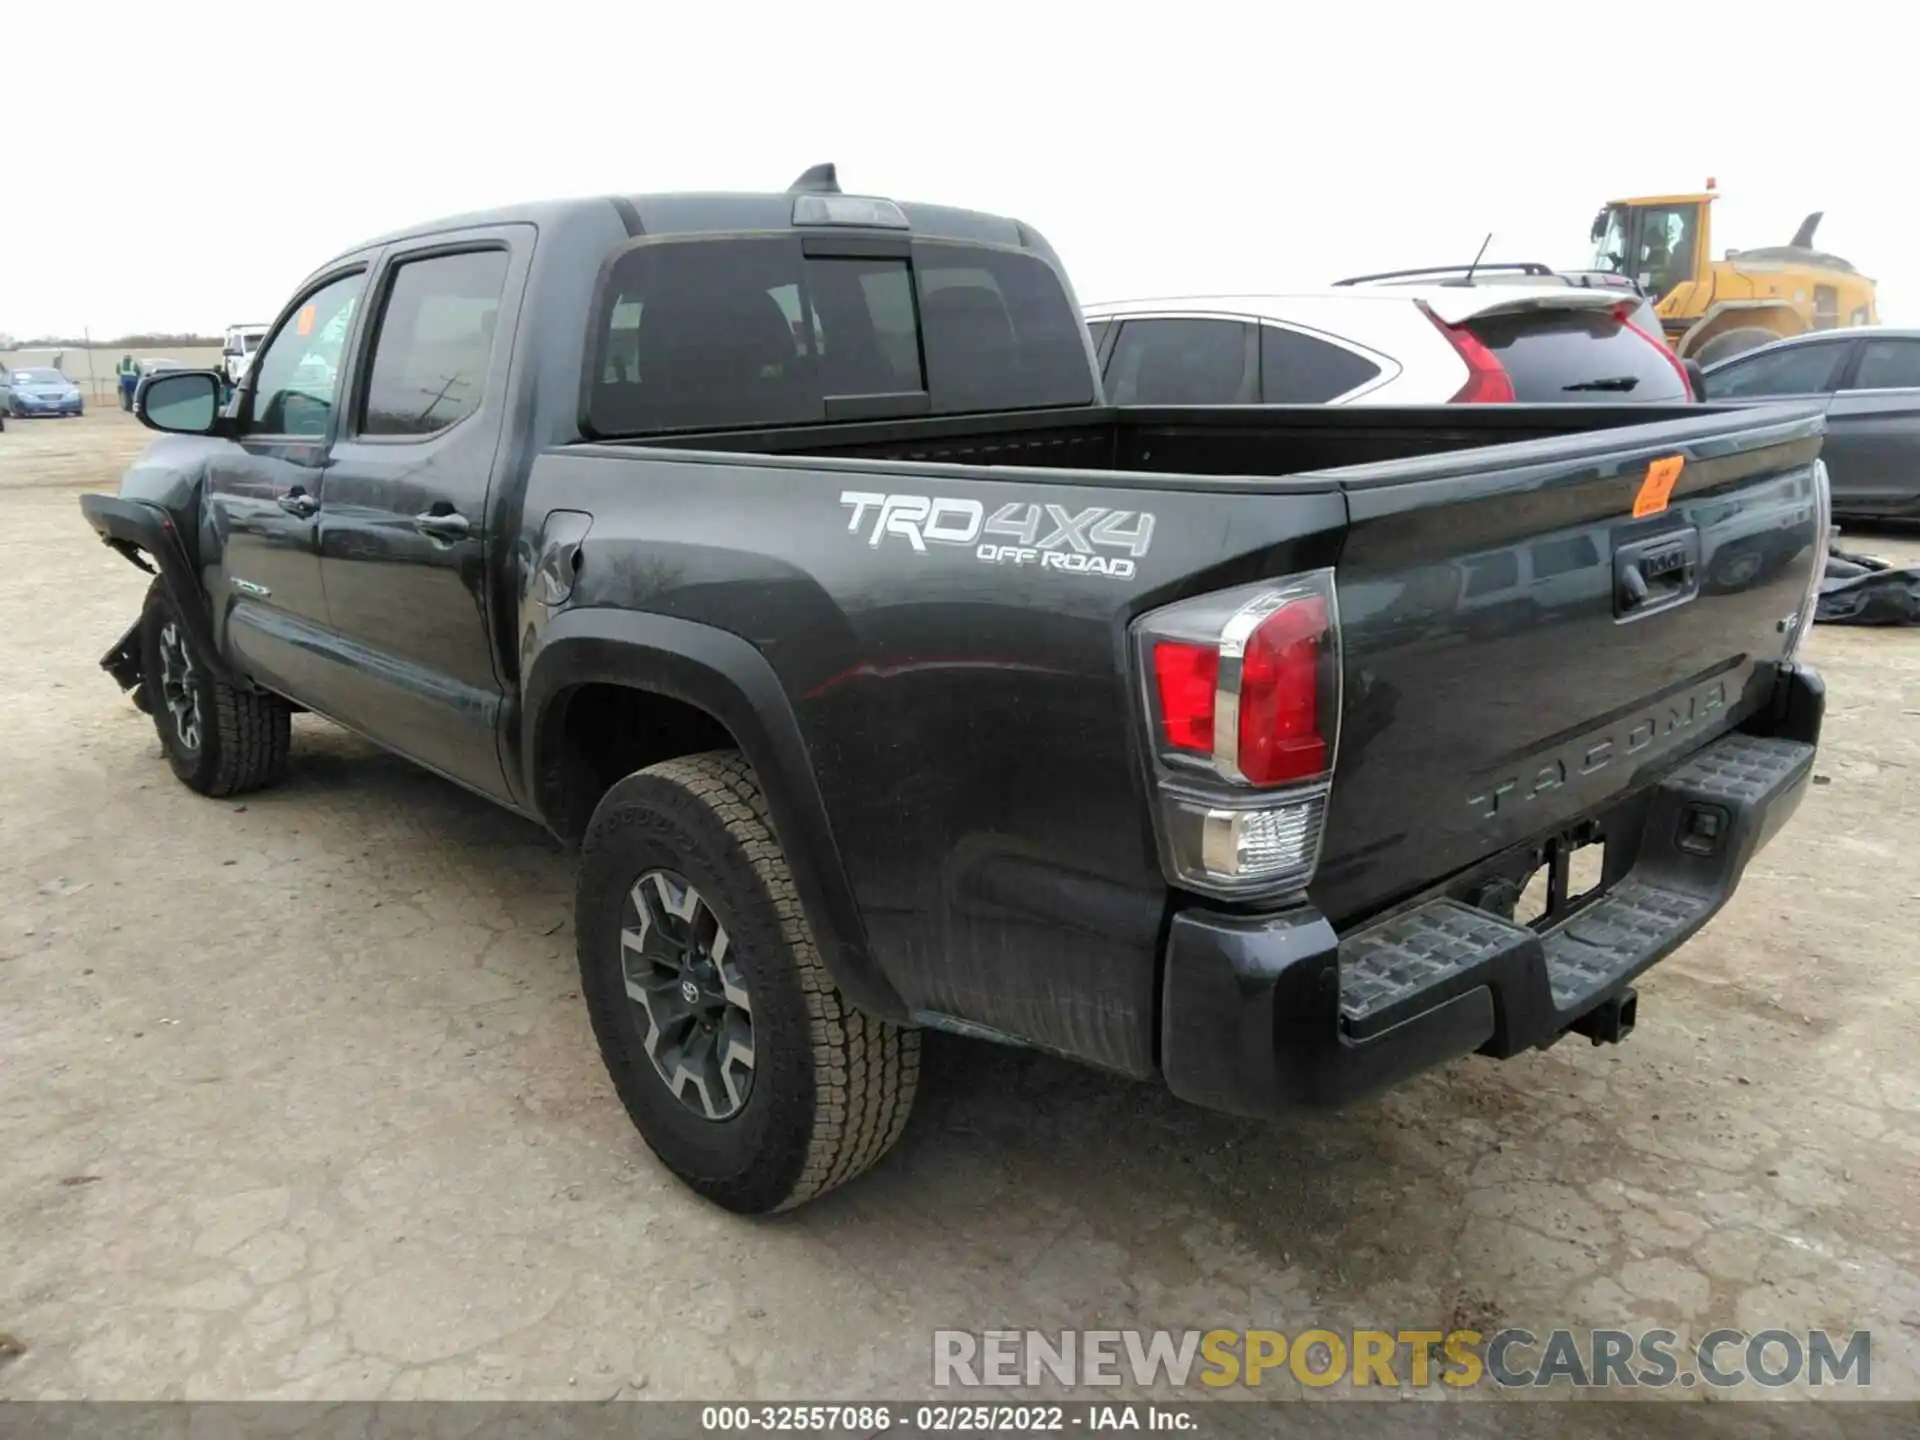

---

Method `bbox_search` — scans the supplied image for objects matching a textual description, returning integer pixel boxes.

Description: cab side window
[247,272,366,437]
[360,250,511,437]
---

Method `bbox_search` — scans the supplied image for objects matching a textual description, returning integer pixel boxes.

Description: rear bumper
[1160,665,1823,1116]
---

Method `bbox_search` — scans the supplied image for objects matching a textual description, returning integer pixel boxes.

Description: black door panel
[315,235,525,797]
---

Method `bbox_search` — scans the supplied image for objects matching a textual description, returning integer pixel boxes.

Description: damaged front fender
[77,491,240,692]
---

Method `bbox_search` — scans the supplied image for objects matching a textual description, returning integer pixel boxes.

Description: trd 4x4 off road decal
[838,491,1155,580]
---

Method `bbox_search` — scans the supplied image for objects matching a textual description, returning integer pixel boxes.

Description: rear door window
[1465,308,1687,402]
[1105,318,1256,404]
[588,237,1092,435]
[1259,323,1382,402]
[1850,338,1920,390]
[360,249,509,437]
[1706,341,1849,398]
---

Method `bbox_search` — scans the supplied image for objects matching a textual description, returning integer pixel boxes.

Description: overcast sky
[2,1,1909,339]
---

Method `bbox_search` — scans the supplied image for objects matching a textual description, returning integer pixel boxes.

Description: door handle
[413,510,471,540]
[277,491,319,519]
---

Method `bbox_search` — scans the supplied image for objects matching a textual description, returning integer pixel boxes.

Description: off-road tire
[577,751,919,1213]
[138,578,291,796]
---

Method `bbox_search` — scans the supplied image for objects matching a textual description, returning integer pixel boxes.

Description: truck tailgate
[1313,403,1826,928]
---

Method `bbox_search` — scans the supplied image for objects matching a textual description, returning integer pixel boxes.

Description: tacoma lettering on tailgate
[1467,678,1729,820]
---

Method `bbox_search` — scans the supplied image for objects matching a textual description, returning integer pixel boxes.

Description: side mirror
[1684,359,1708,400]
[1590,212,1608,243]
[138,370,222,434]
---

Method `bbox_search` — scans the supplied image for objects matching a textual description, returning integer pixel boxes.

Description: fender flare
[521,608,908,1022]
[77,491,242,687]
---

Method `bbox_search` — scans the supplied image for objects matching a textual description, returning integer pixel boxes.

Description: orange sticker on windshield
[296,305,316,337]
[1633,455,1685,518]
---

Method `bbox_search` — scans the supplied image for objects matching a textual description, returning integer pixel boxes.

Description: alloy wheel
[619,869,755,1120]
[156,620,202,751]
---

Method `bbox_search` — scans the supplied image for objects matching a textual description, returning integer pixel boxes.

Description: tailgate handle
[1614,530,1700,620]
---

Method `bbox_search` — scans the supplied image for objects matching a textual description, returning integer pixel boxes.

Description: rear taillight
[1134,573,1340,898]
[1420,303,1516,404]
[1616,302,1696,400]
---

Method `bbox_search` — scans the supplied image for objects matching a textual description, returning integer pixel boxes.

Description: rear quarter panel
[520,448,1346,1075]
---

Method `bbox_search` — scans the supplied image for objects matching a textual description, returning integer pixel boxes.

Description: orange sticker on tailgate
[296,304,316,337]
[1633,455,1685,518]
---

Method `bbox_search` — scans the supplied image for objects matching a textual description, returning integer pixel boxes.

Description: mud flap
[101,618,151,712]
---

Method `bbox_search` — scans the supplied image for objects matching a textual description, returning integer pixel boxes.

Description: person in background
[117,354,139,411]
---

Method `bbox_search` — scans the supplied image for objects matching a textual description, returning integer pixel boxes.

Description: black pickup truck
[81,166,1830,1214]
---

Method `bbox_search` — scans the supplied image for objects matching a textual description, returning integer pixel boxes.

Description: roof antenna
[1460,232,1493,285]
[788,163,841,195]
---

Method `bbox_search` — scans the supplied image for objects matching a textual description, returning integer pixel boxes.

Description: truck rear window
[1465,308,1688,403]
[587,236,1094,435]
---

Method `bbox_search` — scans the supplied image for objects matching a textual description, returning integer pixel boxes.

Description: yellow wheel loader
[1587,182,1878,366]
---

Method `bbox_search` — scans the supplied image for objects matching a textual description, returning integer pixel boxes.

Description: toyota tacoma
[80,166,1829,1213]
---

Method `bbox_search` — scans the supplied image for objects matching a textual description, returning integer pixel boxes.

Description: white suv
[1085,283,1694,407]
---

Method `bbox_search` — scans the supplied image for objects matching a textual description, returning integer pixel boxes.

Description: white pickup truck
[220,324,269,386]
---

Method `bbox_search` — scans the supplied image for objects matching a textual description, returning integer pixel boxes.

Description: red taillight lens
[1134,573,1341,897]
[1152,641,1218,754]
[1237,596,1327,785]
[1145,588,1333,787]
[1422,303,1516,404]
[1615,302,1695,399]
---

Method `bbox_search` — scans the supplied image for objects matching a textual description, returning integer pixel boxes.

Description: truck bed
[615,399,1730,482]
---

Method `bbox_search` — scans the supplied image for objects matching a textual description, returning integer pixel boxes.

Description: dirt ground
[2,409,1918,1404]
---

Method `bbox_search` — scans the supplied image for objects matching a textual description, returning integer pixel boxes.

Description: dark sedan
[1702,328,1920,520]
